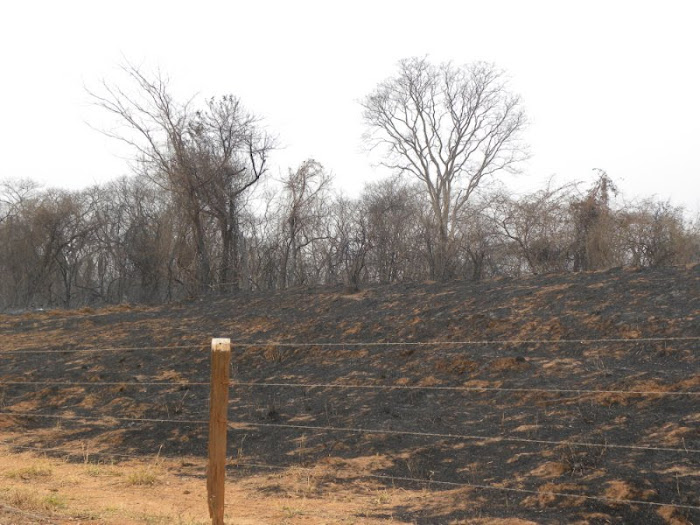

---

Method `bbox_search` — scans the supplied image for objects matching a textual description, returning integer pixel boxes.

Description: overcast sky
[2,0,699,212]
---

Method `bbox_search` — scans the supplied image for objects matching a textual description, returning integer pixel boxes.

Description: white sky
[1,0,699,212]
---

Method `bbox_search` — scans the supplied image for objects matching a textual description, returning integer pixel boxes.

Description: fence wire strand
[2,379,698,397]
[232,421,700,454]
[1,411,697,454]
[0,411,208,427]
[1,334,699,516]
[0,438,164,462]
[228,336,700,347]
[2,380,210,387]
[0,344,206,355]
[1,335,698,355]
[229,460,700,512]
[229,381,700,396]
[1,436,697,513]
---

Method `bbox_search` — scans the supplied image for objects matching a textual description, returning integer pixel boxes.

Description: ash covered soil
[1,265,698,524]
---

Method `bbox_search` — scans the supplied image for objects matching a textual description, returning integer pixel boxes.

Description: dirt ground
[0,265,698,523]
[0,443,546,525]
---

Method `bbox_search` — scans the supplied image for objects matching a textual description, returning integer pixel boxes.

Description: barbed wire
[0,344,206,355]
[0,411,208,426]
[227,336,700,347]
[360,472,700,511]
[1,335,697,355]
[3,379,698,397]
[2,410,695,454]
[2,332,698,517]
[232,421,700,454]
[0,437,165,462]
[0,437,211,479]
[2,380,209,387]
[3,435,697,513]
[2,435,697,513]
[229,460,700,511]
[229,381,700,396]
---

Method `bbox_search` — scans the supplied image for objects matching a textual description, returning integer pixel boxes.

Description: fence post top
[211,338,231,351]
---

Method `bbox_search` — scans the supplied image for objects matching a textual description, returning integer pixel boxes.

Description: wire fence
[228,460,700,512]
[3,379,699,396]
[0,437,162,462]
[1,335,699,518]
[2,410,697,454]
[1,433,699,514]
[1,334,699,355]
[0,344,206,355]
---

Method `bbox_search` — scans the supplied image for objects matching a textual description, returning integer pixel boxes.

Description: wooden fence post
[207,338,231,525]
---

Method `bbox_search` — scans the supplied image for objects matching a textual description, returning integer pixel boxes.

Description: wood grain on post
[207,338,231,525]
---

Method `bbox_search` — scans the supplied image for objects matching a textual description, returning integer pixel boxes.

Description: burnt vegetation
[1,266,699,523]
[0,59,699,524]
[1,60,698,310]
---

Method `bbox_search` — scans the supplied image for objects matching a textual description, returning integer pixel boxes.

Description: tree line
[1,59,698,310]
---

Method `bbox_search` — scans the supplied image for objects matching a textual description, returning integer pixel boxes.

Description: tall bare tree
[277,159,332,288]
[88,64,273,293]
[362,57,526,280]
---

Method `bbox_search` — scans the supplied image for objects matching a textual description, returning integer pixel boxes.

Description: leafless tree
[493,181,577,275]
[0,179,41,307]
[0,178,39,225]
[87,64,274,293]
[362,57,527,280]
[330,197,371,292]
[618,199,696,267]
[277,159,333,288]
[453,195,503,280]
[570,170,618,271]
[12,190,96,307]
[360,178,424,283]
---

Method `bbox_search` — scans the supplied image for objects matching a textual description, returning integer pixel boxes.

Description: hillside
[1,265,699,524]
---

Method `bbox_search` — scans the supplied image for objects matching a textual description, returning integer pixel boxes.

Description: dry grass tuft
[488,357,531,373]
[125,454,164,487]
[4,462,53,480]
[0,487,66,512]
[85,463,122,478]
[434,357,479,375]
[126,467,161,486]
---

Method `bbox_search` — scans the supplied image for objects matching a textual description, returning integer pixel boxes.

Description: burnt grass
[1,265,699,524]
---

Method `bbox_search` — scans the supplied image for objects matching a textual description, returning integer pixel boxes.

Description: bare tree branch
[362,57,527,280]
